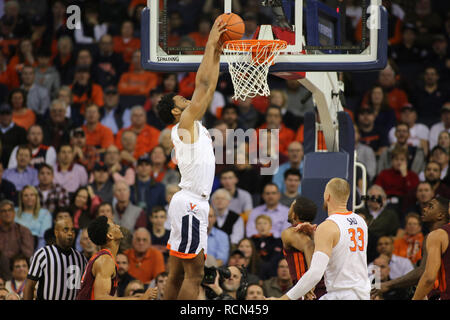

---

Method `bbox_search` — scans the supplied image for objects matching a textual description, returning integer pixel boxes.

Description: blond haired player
[268,178,371,300]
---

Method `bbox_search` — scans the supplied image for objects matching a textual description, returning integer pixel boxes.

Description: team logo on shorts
[187,202,199,214]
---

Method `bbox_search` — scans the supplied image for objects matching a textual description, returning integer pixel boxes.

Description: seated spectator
[113,20,141,64]
[145,89,166,130]
[157,128,176,170]
[130,156,166,214]
[3,145,38,191]
[53,144,88,194]
[0,50,19,90]
[112,181,147,232]
[69,186,101,230]
[104,145,135,186]
[7,124,57,170]
[233,142,262,197]
[246,183,290,239]
[154,271,169,300]
[5,254,29,298]
[77,227,99,260]
[422,146,450,181]
[119,130,138,168]
[375,147,420,213]
[70,127,100,173]
[34,48,60,99]
[388,105,429,154]
[279,169,301,208]
[363,85,397,137]
[89,162,115,204]
[40,99,73,150]
[93,34,127,87]
[7,38,37,75]
[437,131,450,154]
[261,258,292,298]
[377,123,426,175]
[123,279,145,298]
[354,125,377,183]
[82,103,114,152]
[116,252,136,297]
[53,35,76,86]
[20,65,50,118]
[211,188,245,247]
[357,106,389,157]
[73,4,108,45]
[285,79,315,120]
[221,103,247,131]
[425,34,450,85]
[0,103,27,168]
[14,185,52,249]
[406,181,435,217]
[70,66,104,116]
[245,283,266,300]
[356,185,400,262]
[0,163,18,204]
[100,85,131,135]
[227,248,261,285]
[272,141,304,194]
[149,145,180,186]
[9,88,36,131]
[429,102,450,150]
[251,214,284,280]
[423,161,450,201]
[36,164,70,214]
[124,228,165,285]
[235,97,263,130]
[118,50,159,96]
[163,184,180,227]
[155,73,178,95]
[219,168,253,221]
[393,213,424,266]
[207,206,230,267]
[269,89,302,132]
[0,199,34,261]
[115,106,161,159]
[406,0,443,48]
[147,206,170,262]
[237,237,262,279]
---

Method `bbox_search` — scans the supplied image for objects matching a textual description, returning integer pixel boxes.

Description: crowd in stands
[0,0,449,300]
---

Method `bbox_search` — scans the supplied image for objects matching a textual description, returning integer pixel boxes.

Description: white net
[223,40,287,101]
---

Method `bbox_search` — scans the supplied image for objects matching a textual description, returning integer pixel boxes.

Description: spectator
[0,199,34,261]
[112,181,147,232]
[356,184,400,262]
[233,142,262,197]
[7,124,57,170]
[130,156,166,214]
[5,254,29,298]
[425,34,450,85]
[0,50,20,90]
[147,206,170,262]
[406,0,443,48]
[235,97,263,130]
[119,130,138,167]
[388,105,429,153]
[89,162,115,204]
[245,283,266,300]
[207,206,230,266]
[0,163,18,204]
[73,3,108,45]
[285,80,314,120]
[3,145,38,191]
[437,131,450,154]
[8,38,36,74]
[116,252,136,297]
[104,145,135,185]
[0,103,27,169]
[34,48,60,99]
[118,50,159,96]
[221,103,246,131]
[246,183,290,238]
[393,213,424,266]
[363,85,397,136]
[154,271,168,300]
[407,181,435,216]
[100,85,131,135]
[237,237,262,278]
[77,228,99,261]
[9,87,36,131]
[124,228,165,285]
[422,161,450,199]
[20,65,50,118]
[279,169,301,207]
[36,164,70,214]
[357,105,389,157]
[145,89,166,130]
[53,35,76,86]
[14,185,52,249]
[163,184,180,226]
[82,103,114,151]
[156,73,178,95]
[354,125,377,183]
[53,144,88,194]
[149,145,180,186]
[377,122,426,175]
[272,141,304,194]
[70,127,100,173]
[113,20,141,64]
[269,89,302,132]
[261,258,293,298]
[424,146,450,181]
[70,186,101,230]
[70,65,104,116]
[211,188,244,247]
[40,99,73,150]
[219,168,253,220]
[429,102,450,150]
[123,279,145,298]
[115,106,161,159]
[93,34,127,87]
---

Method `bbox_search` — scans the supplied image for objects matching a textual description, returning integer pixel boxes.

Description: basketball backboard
[141,0,388,72]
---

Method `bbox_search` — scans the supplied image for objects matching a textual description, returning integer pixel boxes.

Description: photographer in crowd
[200,265,249,300]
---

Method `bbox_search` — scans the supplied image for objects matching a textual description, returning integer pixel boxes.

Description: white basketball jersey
[171,121,216,200]
[323,212,371,299]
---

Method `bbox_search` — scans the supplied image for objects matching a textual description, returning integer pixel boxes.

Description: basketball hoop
[223,39,287,101]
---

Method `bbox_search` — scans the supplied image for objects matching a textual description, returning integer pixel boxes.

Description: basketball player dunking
[268,178,371,300]
[156,19,227,300]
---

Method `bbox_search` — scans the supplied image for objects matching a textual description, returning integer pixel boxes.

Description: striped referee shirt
[28,245,88,300]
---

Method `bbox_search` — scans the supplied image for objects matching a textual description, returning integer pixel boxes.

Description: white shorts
[319,289,370,300]
[167,189,209,259]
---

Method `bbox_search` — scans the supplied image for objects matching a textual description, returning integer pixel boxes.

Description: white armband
[286,251,329,300]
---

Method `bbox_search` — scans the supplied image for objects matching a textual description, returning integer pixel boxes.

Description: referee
[23,216,88,300]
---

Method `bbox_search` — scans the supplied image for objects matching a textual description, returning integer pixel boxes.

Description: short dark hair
[52,206,73,221]
[284,168,302,180]
[88,216,110,246]
[151,205,166,216]
[156,93,177,124]
[10,254,29,272]
[38,163,54,174]
[222,103,239,115]
[293,196,317,222]
[219,167,237,178]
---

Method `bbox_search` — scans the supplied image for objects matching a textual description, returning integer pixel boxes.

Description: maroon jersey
[436,223,450,300]
[76,249,118,300]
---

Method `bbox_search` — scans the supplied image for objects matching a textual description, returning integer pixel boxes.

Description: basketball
[216,13,245,43]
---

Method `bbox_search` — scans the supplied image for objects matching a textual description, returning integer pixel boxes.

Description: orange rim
[223,39,288,52]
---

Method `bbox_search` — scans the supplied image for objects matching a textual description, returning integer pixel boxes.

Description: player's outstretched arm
[412,230,446,300]
[179,19,226,130]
